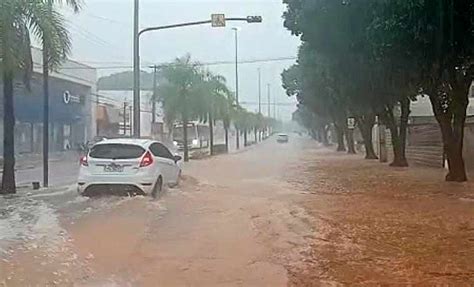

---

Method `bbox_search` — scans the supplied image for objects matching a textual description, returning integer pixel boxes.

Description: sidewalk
[0,151,80,172]
[288,148,474,285]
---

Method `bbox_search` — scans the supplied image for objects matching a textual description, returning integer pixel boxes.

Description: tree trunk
[182,117,189,162]
[1,71,16,194]
[209,112,214,155]
[315,127,322,143]
[254,128,257,143]
[399,98,410,165]
[358,115,378,159]
[235,127,240,150]
[309,129,317,140]
[346,128,356,154]
[430,94,468,182]
[244,129,248,146]
[384,105,408,167]
[321,126,330,146]
[334,124,346,152]
[224,126,229,153]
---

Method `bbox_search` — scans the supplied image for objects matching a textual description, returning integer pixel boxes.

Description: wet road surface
[0,136,313,286]
[2,136,474,286]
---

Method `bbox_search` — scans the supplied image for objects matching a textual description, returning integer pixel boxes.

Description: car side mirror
[174,155,182,162]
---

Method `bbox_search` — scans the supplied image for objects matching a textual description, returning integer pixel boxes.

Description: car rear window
[89,144,145,159]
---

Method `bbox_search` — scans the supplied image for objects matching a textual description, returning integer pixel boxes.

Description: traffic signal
[246,16,263,23]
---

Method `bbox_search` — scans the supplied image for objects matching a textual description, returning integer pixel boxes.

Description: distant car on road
[277,133,289,143]
[77,138,182,198]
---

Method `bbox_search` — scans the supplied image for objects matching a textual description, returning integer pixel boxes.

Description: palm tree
[199,73,232,155]
[158,55,202,162]
[42,0,81,187]
[0,0,77,193]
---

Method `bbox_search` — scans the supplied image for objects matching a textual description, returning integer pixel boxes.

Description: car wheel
[176,170,182,185]
[169,170,181,188]
[152,176,163,199]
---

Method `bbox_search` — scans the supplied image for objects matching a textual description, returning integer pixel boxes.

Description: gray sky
[61,0,300,120]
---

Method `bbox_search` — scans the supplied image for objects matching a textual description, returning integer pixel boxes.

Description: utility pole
[232,27,240,150]
[42,0,52,188]
[258,68,261,114]
[133,0,140,138]
[151,65,158,124]
[96,94,100,136]
[267,84,271,117]
[123,102,128,135]
[129,105,133,136]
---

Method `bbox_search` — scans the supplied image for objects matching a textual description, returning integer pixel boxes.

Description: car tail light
[80,155,89,167]
[140,151,153,167]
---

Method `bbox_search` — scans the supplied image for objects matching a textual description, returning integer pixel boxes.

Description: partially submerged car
[78,138,182,198]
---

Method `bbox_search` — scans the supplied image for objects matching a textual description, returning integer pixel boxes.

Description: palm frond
[25,0,72,70]
[51,0,83,13]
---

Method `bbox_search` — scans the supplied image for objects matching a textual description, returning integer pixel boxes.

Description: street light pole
[133,15,262,143]
[151,65,158,124]
[232,27,240,150]
[258,68,261,114]
[133,0,140,138]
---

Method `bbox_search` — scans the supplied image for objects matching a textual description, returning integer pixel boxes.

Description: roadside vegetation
[282,0,474,182]
[0,0,81,194]
[156,55,275,162]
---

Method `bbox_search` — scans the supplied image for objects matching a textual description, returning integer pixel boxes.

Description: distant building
[0,47,97,154]
[95,90,165,140]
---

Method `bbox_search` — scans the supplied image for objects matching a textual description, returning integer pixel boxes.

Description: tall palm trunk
[1,70,16,194]
[43,43,50,187]
[224,118,229,153]
[182,99,189,161]
[224,126,229,152]
[209,112,214,155]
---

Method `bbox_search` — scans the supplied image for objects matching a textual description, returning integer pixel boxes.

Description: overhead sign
[347,117,356,129]
[211,14,226,27]
[63,90,81,104]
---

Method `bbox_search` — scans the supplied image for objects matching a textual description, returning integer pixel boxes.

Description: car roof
[93,138,155,148]
[278,133,288,136]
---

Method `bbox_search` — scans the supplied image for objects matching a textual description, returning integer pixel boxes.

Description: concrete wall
[378,121,474,169]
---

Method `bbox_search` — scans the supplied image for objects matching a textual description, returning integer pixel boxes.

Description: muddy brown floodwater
[1,136,474,286]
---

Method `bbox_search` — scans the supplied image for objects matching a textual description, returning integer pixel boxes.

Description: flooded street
[1,136,474,286]
[0,137,312,286]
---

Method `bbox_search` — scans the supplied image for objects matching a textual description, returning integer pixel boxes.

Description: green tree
[283,0,421,163]
[158,55,203,162]
[0,0,77,193]
[369,0,474,181]
[198,73,233,155]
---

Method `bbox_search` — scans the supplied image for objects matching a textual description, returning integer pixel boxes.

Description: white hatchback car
[77,138,182,197]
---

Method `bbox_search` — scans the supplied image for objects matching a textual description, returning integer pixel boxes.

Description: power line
[67,23,113,48]
[240,101,295,106]
[59,56,298,70]
[90,93,153,113]
[81,13,130,27]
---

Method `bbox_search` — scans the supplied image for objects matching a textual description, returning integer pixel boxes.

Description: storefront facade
[0,47,97,155]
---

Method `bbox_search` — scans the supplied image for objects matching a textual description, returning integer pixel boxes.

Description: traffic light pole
[132,15,262,139]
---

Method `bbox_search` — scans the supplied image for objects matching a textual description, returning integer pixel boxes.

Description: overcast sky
[61,0,301,120]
